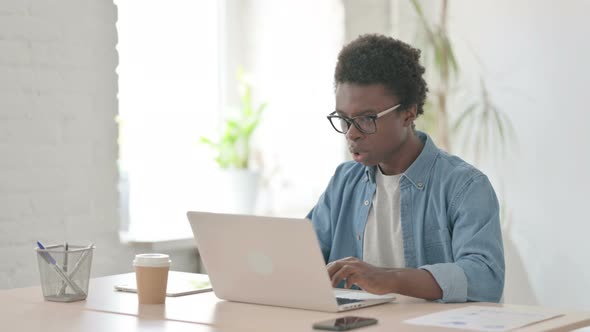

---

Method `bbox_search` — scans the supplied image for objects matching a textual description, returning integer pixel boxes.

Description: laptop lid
[186,211,394,312]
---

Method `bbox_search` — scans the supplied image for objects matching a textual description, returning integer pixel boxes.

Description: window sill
[119,231,197,252]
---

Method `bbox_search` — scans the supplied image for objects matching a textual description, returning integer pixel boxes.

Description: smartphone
[313,316,378,331]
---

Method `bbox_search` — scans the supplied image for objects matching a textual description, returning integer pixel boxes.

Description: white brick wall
[0,0,135,289]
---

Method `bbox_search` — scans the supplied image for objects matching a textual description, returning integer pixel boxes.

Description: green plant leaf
[442,34,459,75]
[199,136,216,146]
[452,102,478,133]
[410,0,436,45]
[199,69,267,169]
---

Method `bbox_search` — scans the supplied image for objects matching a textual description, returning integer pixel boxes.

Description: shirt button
[357,234,361,241]
[417,182,424,188]
[364,200,369,206]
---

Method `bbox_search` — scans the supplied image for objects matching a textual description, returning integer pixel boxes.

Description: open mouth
[350,149,368,163]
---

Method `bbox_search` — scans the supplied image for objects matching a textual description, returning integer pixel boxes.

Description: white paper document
[404,306,563,332]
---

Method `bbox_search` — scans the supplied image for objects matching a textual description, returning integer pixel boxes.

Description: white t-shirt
[363,168,405,268]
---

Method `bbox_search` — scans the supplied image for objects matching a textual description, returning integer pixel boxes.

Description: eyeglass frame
[327,103,402,134]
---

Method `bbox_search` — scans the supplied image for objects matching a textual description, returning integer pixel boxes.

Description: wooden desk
[2,272,590,332]
[1,301,223,332]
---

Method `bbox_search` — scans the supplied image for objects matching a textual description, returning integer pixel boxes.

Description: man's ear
[403,105,418,127]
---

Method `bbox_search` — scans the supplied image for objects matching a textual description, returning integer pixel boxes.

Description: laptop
[186,211,396,312]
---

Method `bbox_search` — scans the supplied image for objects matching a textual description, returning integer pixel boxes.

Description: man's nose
[345,123,363,141]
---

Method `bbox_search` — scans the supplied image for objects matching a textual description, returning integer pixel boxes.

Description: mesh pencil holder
[35,243,95,302]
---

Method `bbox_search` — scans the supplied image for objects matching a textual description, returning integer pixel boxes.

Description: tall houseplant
[410,0,516,162]
[200,71,267,214]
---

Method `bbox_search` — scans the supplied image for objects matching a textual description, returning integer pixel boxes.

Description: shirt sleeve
[306,171,339,263]
[420,174,505,303]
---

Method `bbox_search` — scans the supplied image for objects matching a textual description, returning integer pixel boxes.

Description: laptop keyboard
[336,297,363,305]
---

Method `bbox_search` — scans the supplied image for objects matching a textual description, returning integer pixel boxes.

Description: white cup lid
[133,253,171,267]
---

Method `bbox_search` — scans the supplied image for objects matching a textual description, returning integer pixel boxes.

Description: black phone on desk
[313,316,378,331]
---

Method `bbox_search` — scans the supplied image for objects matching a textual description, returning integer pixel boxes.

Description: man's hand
[326,256,443,300]
[326,257,396,295]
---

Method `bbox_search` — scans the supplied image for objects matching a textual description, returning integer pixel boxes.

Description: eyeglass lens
[333,116,375,134]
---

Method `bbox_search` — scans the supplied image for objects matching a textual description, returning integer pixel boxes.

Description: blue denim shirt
[306,131,504,303]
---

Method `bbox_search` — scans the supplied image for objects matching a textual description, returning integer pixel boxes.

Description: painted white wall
[445,0,590,308]
[0,0,135,288]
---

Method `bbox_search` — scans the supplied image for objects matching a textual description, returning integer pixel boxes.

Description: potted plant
[199,72,267,214]
[410,0,516,160]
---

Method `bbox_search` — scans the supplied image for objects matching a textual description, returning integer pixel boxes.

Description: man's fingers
[344,273,360,289]
[327,257,359,274]
[330,264,352,287]
[330,266,345,287]
[327,257,362,283]
[341,256,357,262]
[327,261,342,277]
[330,266,346,287]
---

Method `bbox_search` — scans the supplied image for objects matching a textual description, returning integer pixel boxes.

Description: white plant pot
[218,168,260,215]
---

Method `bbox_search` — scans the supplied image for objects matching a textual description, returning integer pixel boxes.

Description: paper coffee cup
[133,253,171,304]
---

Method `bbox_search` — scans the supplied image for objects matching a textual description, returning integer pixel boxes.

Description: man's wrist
[383,268,443,300]
[384,269,401,294]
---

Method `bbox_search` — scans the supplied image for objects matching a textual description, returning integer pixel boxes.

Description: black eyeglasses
[327,104,401,134]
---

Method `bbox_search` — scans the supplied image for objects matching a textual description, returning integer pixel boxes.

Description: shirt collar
[364,131,440,190]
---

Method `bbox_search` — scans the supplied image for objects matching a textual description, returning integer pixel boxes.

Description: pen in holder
[35,242,95,302]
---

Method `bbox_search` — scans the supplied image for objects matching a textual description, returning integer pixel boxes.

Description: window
[116,0,222,240]
[116,0,346,241]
